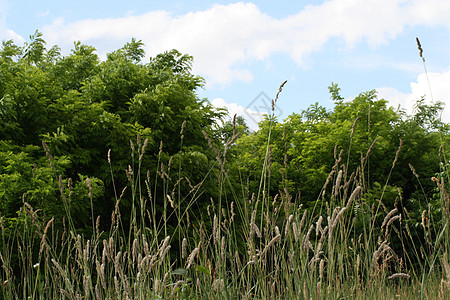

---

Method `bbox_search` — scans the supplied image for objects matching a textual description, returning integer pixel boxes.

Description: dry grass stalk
[362,138,378,165]
[331,207,346,229]
[250,210,257,238]
[213,214,219,245]
[159,236,170,260]
[346,186,361,208]
[387,273,410,280]
[39,217,54,255]
[391,139,403,169]
[186,242,201,269]
[181,238,187,259]
[350,117,361,138]
[166,194,175,209]
[292,222,299,242]
[381,208,398,228]
[171,280,184,296]
[260,234,281,259]
[333,170,343,198]
[221,236,226,261]
[322,170,336,198]
[302,225,314,251]
[41,140,54,169]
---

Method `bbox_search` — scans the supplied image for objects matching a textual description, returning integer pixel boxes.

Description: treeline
[0,31,448,257]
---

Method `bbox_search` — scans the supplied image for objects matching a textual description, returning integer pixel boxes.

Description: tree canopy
[0,32,448,248]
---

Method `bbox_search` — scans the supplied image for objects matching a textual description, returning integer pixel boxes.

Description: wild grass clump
[0,82,449,299]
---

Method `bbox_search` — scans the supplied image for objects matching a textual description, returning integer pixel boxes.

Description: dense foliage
[0,31,225,230]
[1,32,449,298]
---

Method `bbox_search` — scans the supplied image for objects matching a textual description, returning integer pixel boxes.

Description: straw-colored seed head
[159,236,170,259]
[182,238,187,259]
[221,236,226,261]
[292,222,299,242]
[388,273,410,280]
[186,247,199,269]
[382,208,398,228]
[421,210,427,229]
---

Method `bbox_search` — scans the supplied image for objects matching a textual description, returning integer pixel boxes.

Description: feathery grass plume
[166,194,175,209]
[136,133,141,148]
[316,216,324,234]
[83,274,90,297]
[416,37,424,60]
[260,234,281,258]
[160,246,171,263]
[250,210,257,238]
[333,170,343,198]
[181,238,187,259]
[302,224,314,251]
[388,273,410,280]
[58,174,66,200]
[153,279,160,295]
[159,236,170,260]
[385,215,401,236]
[221,236,226,261]
[392,139,403,169]
[41,140,54,169]
[350,116,361,139]
[356,254,361,284]
[331,207,346,229]
[131,238,138,264]
[421,210,428,230]
[362,138,378,165]
[39,217,54,255]
[285,214,293,236]
[322,170,336,198]
[180,119,186,137]
[292,222,299,242]
[139,138,149,161]
[86,177,92,198]
[253,223,262,238]
[381,208,398,228]
[274,80,287,105]
[114,275,120,295]
[186,244,200,269]
[372,240,394,267]
[299,210,307,233]
[319,259,325,281]
[345,186,361,208]
[51,259,72,290]
[114,251,122,271]
[409,163,419,178]
[171,280,185,296]
[386,215,401,228]
[130,140,135,157]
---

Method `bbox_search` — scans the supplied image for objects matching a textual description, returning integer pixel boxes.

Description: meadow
[0,34,449,299]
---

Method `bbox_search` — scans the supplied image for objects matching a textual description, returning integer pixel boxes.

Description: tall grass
[1,82,450,299]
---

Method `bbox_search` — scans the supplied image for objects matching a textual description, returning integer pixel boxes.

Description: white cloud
[0,0,24,43]
[377,67,450,122]
[31,0,450,87]
[211,97,266,131]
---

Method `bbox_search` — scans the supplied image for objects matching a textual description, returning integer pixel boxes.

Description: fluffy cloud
[377,68,450,121]
[211,98,266,131]
[38,1,450,86]
[0,0,24,43]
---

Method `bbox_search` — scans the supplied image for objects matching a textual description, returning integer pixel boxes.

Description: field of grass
[1,105,449,300]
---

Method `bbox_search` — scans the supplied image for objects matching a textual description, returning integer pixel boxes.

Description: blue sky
[1,0,450,130]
